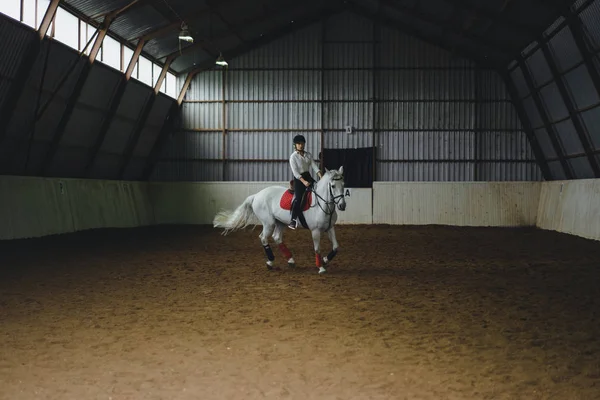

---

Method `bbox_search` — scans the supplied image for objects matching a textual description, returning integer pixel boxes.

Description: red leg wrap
[278,243,292,259]
[315,253,322,267]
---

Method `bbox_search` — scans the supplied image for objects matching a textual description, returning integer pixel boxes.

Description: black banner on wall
[322,147,374,188]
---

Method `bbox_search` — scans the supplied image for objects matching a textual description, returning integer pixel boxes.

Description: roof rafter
[155,0,326,62]
[136,0,243,42]
[346,1,502,69]
[179,2,344,76]
[380,0,515,57]
[443,0,553,37]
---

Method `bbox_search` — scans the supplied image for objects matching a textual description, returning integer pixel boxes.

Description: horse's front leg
[311,229,326,274]
[323,226,340,266]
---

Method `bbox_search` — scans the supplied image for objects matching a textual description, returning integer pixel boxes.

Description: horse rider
[288,134,322,229]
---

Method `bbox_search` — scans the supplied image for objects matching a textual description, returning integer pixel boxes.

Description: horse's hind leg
[259,222,278,271]
[272,222,295,268]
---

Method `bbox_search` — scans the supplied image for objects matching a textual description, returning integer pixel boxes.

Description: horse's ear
[338,166,344,175]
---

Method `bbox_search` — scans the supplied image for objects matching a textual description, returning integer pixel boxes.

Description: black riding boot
[288,199,298,229]
[288,178,304,229]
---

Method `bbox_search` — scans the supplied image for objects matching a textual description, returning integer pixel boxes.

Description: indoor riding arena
[1,1,600,399]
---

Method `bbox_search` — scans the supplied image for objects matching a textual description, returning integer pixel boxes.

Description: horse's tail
[213,194,259,235]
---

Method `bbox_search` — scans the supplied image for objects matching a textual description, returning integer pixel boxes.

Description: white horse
[213,167,347,274]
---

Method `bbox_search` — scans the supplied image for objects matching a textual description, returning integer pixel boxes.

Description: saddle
[280,184,312,212]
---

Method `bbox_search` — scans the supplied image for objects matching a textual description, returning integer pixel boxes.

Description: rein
[309,175,345,231]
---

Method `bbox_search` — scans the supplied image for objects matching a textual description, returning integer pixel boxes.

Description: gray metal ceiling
[59,0,577,75]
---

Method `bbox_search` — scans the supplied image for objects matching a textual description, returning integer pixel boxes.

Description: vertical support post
[474,65,480,181]
[540,41,600,177]
[320,18,326,172]
[517,57,573,179]
[222,67,227,181]
[372,10,378,187]
[566,11,600,100]
[84,39,147,177]
[0,0,60,145]
[500,71,552,180]
[141,71,198,180]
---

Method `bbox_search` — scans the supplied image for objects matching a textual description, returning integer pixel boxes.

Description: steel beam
[38,14,119,176]
[518,57,572,179]
[83,75,128,177]
[444,0,560,37]
[116,93,155,179]
[157,157,538,164]
[344,1,502,70]
[380,0,515,57]
[137,0,242,42]
[140,71,196,180]
[154,55,176,94]
[151,1,324,62]
[178,4,344,75]
[500,71,552,180]
[140,101,181,180]
[177,70,200,105]
[38,0,140,176]
[154,39,217,65]
[38,0,60,40]
[540,41,600,177]
[566,11,600,105]
[115,56,177,179]
[0,0,59,146]
[83,39,147,177]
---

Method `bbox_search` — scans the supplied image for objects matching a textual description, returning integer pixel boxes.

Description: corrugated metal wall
[153,10,542,182]
[0,13,176,181]
[0,17,34,113]
[507,0,600,181]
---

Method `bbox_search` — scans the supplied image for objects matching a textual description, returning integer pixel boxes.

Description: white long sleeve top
[289,150,320,180]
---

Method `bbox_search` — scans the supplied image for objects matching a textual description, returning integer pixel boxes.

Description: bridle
[309,174,345,230]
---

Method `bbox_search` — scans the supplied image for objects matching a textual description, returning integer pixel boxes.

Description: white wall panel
[2,176,598,242]
[537,179,600,241]
[0,176,153,240]
[373,182,541,226]
[149,182,370,225]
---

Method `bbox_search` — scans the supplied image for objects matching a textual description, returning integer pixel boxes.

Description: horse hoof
[288,262,295,268]
[318,267,327,274]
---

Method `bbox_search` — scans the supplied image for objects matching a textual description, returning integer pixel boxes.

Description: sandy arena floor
[1,224,600,400]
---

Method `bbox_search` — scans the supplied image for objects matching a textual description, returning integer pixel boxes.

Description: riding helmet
[293,134,306,144]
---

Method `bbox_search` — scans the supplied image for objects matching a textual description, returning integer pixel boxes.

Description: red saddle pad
[280,190,312,211]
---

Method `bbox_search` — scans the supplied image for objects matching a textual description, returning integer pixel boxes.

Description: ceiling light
[215,53,228,67]
[178,22,193,43]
